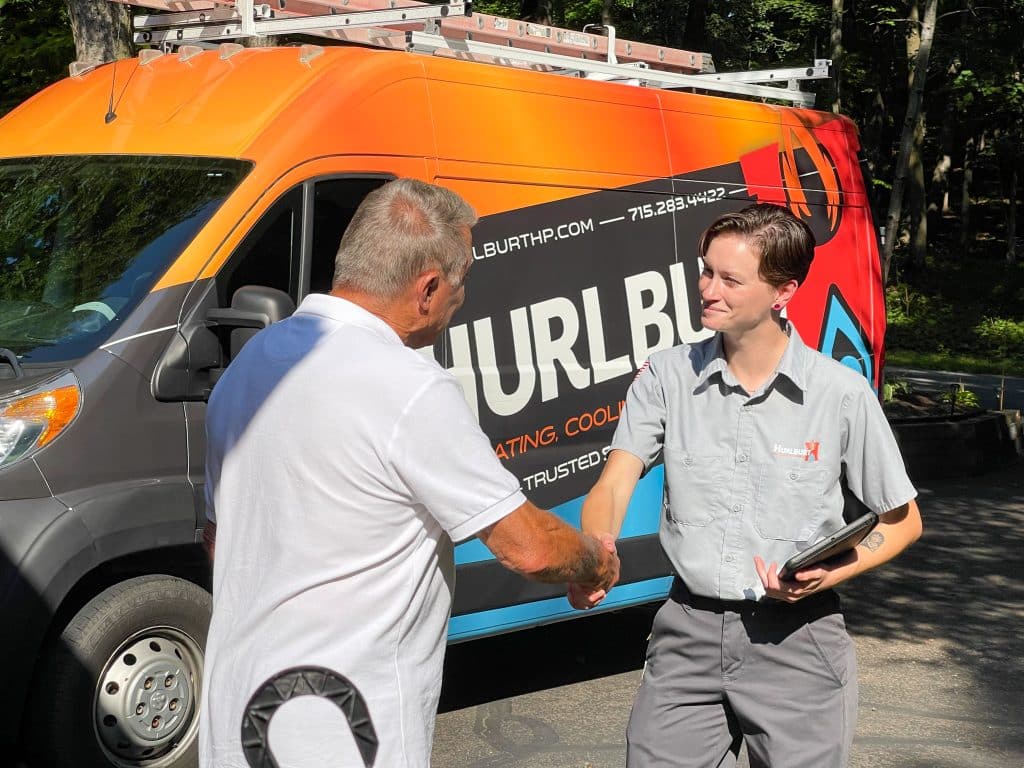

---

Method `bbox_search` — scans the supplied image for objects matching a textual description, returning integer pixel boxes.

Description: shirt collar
[693,321,811,394]
[775,322,811,392]
[294,293,403,346]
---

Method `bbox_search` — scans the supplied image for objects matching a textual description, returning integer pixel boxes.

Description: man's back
[200,293,523,767]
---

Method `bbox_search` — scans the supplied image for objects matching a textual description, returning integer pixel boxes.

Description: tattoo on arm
[862,531,885,552]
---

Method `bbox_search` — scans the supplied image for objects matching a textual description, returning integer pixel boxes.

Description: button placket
[720,400,755,591]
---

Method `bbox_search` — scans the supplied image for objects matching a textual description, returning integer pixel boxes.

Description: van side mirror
[153,285,295,402]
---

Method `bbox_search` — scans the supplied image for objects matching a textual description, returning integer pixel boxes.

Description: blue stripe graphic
[449,466,668,640]
[448,576,673,642]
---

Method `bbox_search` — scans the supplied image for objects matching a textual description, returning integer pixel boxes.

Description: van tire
[22,575,211,768]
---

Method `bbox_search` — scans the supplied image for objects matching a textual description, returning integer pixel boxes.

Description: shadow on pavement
[439,603,655,713]
[441,459,1024,760]
[840,457,1024,755]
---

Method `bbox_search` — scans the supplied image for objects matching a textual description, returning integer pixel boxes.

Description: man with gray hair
[200,178,619,767]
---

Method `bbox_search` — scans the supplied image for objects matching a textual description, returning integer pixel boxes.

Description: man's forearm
[529,527,607,585]
[478,502,619,591]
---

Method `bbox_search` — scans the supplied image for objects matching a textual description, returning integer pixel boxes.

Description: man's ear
[773,279,799,309]
[415,270,441,313]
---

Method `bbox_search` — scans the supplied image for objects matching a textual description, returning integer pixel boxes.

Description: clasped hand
[567,533,619,610]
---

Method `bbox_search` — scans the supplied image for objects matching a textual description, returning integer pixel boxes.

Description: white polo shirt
[200,293,525,768]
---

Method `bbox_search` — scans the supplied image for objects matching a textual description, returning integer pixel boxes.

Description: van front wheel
[24,575,211,768]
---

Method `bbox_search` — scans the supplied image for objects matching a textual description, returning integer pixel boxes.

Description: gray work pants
[626,580,857,768]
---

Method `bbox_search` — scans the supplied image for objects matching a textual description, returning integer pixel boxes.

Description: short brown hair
[697,204,816,286]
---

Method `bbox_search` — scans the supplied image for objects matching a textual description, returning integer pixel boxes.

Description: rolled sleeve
[610,360,667,472]
[841,382,917,514]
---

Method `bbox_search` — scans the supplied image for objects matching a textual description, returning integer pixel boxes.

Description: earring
[772,303,782,311]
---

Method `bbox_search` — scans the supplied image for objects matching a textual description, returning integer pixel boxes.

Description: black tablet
[778,511,880,581]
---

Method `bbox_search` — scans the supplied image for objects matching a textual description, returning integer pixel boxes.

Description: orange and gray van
[0,42,885,767]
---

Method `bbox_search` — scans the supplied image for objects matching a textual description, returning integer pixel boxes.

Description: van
[0,29,884,768]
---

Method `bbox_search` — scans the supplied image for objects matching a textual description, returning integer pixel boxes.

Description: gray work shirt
[611,324,917,601]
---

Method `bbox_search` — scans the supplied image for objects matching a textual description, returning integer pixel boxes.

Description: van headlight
[0,372,81,469]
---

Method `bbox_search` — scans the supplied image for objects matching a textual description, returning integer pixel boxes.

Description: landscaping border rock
[890,409,1023,481]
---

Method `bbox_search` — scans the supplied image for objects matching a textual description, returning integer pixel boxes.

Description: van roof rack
[109,0,831,106]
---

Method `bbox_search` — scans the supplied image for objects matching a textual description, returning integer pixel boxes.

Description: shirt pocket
[663,447,728,527]
[753,464,828,541]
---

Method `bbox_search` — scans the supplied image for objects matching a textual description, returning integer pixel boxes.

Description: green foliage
[473,0,521,18]
[883,378,913,402]
[473,0,827,67]
[0,0,74,116]
[885,283,957,356]
[939,387,981,409]
[886,253,1024,376]
[974,317,1024,358]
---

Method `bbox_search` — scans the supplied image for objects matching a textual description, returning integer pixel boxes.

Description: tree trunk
[65,0,132,65]
[931,55,961,226]
[601,0,613,26]
[931,97,955,216]
[520,0,554,25]
[935,4,969,220]
[909,110,928,267]
[881,0,938,282]
[959,130,984,255]
[830,0,843,113]
[904,0,925,267]
[682,0,709,54]
[242,35,278,48]
[1008,163,1018,264]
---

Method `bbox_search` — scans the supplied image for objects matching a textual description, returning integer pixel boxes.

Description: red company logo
[804,441,820,462]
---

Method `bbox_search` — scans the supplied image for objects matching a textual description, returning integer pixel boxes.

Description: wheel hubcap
[94,628,203,765]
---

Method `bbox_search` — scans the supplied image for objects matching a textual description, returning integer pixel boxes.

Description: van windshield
[0,155,251,363]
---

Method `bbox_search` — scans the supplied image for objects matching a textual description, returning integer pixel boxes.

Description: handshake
[478,496,622,612]
[566,532,620,611]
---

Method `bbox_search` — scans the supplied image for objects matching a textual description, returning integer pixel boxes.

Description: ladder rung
[133,5,273,30]
[406,32,823,106]
[108,0,830,106]
[280,0,711,73]
[111,0,713,74]
[695,61,831,86]
[132,1,470,43]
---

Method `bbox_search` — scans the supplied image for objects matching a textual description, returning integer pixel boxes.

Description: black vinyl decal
[441,170,750,510]
[242,666,378,767]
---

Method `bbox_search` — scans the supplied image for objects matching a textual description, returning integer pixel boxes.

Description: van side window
[220,188,301,306]
[308,177,389,295]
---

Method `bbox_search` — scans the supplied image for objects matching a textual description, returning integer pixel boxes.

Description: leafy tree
[0,1,75,115]
[882,0,937,282]
[946,1,1024,262]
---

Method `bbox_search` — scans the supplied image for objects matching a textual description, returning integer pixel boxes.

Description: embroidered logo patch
[773,441,820,461]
